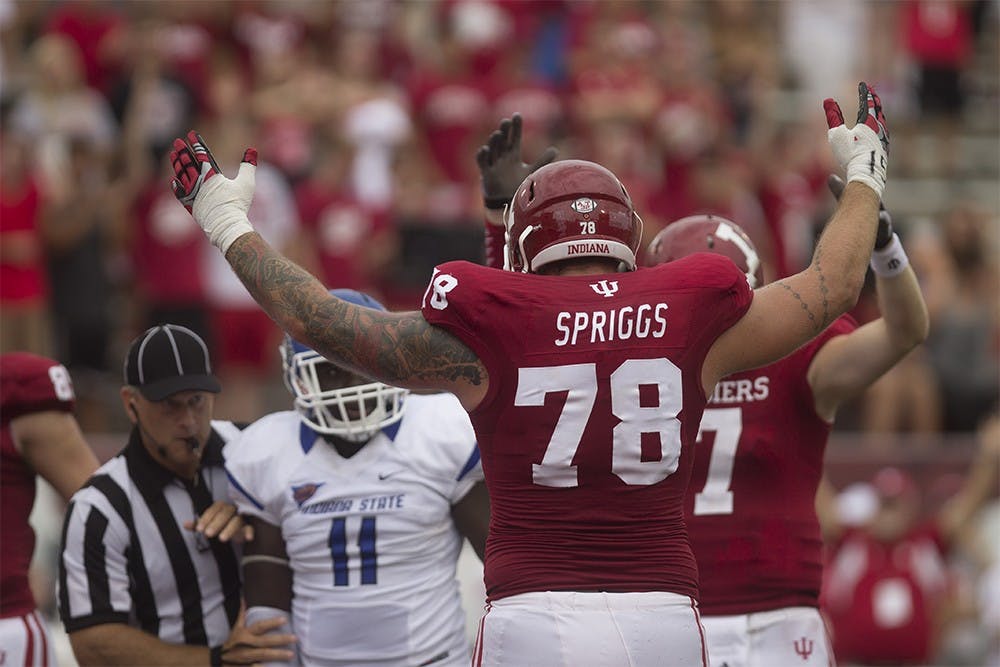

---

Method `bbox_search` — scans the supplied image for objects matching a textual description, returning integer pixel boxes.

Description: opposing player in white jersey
[224,289,489,667]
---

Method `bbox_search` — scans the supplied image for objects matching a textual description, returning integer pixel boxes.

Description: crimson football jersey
[0,352,76,617]
[421,254,753,601]
[823,523,950,664]
[684,315,857,615]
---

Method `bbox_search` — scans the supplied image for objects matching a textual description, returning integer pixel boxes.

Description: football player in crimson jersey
[644,198,928,667]
[170,82,889,666]
[0,352,99,665]
[474,113,926,667]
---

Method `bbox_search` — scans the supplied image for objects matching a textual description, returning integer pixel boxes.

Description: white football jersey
[224,393,483,667]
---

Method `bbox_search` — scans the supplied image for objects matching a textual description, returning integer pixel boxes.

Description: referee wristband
[870,233,909,278]
[210,645,223,667]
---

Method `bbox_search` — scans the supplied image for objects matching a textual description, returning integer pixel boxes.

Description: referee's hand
[218,604,296,665]
[188,501,254,542]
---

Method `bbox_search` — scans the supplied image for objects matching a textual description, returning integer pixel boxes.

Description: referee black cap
[124,324,221,401]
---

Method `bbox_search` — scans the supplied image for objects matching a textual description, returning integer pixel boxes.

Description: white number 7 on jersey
[692,407,742,515]
[516,359,683,487]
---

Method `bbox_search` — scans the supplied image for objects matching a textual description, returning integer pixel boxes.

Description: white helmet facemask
[281,344,407,442]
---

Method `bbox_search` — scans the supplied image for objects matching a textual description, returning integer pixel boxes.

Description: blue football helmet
[279,289,407,441]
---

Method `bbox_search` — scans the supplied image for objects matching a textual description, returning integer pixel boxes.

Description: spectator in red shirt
[43,0,127,94]
[128,160,213,341]
[406,25,493,188]
[0,125,50,356]
[822,432,1000,665]
[293,135,398,298]
[900,0,977,176]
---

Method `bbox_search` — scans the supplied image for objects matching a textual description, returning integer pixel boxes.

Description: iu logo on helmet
[590,280,619,298]
[793,637,813,661]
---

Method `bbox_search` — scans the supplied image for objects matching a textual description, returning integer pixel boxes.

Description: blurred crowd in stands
[1,2,998,665]
[1,0,996,431]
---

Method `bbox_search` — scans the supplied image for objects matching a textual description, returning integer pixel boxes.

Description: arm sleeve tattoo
[225,233,486,391]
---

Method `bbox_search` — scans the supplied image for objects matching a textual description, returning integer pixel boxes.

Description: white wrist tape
[191,163,257,254]
[845,157,887,199]
[870,233,909,277]
[212,216,254,255]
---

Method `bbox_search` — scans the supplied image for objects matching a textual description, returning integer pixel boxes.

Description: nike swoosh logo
[378,471,401,480]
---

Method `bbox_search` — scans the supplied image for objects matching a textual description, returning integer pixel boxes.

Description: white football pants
[473,591,708,667]
[0,610,57,666]
[701,606,834,667]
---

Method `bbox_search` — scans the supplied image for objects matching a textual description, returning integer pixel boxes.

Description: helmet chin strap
[518,225,536,273]
[502,203,513,272]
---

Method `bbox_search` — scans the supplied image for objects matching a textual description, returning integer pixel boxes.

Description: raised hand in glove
[475,113,558,211]
[824,82,890,198]
[170,131,258,254]
[827,173,893,250]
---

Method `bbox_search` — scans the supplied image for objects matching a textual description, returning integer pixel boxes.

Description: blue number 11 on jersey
[330,516,377,585]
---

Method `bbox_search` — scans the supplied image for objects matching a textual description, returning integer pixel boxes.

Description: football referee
[58,324,295,666]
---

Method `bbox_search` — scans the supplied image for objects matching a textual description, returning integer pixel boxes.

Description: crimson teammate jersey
[421,255,753,601]
[684,315,857,615]
[1,352,76,617]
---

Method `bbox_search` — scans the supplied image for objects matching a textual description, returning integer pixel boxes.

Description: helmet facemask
[280,341,407,442]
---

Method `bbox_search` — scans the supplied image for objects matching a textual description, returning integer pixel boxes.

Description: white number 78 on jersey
[516,359,684,487]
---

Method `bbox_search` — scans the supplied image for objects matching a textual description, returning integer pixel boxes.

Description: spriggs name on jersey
[555,302,669,347]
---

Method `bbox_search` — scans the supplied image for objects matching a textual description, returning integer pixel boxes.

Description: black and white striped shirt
[58,421,244,647]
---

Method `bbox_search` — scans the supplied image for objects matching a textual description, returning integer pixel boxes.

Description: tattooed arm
[701,181,879,395]
[805,176,929,422]
[166,131,489,410]
[228,233,489,410]
[700,82,890,395]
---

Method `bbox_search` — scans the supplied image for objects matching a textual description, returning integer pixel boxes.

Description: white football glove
[170,131,257,254]
[823,82,890,198]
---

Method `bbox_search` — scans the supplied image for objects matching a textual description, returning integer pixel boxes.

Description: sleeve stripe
[226,468,265,510]
[62,611,132,633]
[456,445,481,482]
[134,482,208,646]
[57,501,75,623]
[83,510,112,615]
[190,475,241,627]
[60,460,243,645]
[86,474,160,636]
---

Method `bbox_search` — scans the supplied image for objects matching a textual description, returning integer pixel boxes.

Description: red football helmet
[503,159,643,273]
[646,214,764,288]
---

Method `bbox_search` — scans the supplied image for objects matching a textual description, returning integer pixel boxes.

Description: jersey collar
[299,417,404,455]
